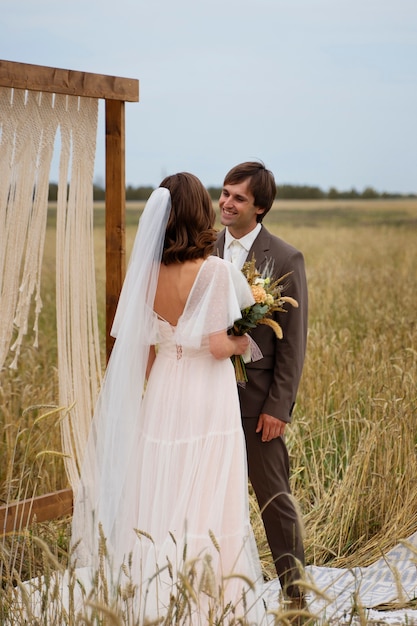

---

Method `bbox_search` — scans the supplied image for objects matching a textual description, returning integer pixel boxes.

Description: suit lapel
[214,231,226,258]
[247,226,271,270]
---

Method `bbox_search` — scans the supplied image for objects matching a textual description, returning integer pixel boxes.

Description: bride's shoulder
[202,256,244,291]
[206,255,243,280]
[203,255,234,280]
[205,255,230,272]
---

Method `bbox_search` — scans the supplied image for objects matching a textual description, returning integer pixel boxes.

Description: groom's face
[219,179,265,239]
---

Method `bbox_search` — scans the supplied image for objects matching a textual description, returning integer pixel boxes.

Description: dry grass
[1,199,417,623]
[287,224,417,569]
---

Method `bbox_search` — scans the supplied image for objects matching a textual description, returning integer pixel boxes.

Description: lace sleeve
[176,256,254,347]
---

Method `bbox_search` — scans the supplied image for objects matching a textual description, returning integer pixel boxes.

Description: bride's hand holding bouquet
[230,333,251,356]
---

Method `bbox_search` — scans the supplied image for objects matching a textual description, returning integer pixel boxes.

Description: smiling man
[214,161,308,606]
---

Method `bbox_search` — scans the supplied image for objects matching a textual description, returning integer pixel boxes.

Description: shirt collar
[225,223,262,252]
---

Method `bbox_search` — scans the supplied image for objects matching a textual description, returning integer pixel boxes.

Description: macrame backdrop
[0,86,102,489]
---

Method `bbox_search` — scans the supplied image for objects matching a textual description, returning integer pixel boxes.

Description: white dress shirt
[224,224,262,270]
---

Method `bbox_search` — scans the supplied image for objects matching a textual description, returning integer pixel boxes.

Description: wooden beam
[0,489,73,535]
[105,99,126,360]
[0,59,139,102]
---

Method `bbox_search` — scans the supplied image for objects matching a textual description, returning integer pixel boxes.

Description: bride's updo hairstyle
[159,172,217,264]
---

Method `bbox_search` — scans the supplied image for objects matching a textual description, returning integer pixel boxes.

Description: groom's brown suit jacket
[214,225,308,422]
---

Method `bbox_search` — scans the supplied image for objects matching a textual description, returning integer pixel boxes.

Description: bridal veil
[71,187,172,568]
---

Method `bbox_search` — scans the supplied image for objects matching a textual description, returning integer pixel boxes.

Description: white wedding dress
[125,257,265,622]
[71,253,266,624]
[122,257,262,624]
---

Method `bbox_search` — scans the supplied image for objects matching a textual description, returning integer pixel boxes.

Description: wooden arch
[0,59,139,532]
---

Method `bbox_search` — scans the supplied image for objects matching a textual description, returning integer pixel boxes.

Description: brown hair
[223,161,276,222]
[159,172,217,264]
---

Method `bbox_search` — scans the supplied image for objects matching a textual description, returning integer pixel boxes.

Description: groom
[214,161,308,603]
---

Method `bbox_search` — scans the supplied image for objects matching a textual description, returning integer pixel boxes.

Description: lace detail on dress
[176,344,183,360]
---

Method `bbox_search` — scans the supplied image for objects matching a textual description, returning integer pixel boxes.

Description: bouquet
[231,255,299,384]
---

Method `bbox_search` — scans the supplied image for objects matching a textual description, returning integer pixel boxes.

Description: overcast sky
[2,0,417,193]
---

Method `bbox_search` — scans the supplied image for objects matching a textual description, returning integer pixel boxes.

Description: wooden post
[105,99,126,361]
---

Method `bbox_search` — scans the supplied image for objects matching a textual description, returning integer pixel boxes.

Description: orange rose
[251,285,267,303]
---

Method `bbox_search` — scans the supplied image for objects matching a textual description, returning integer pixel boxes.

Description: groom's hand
[256,413,287,442]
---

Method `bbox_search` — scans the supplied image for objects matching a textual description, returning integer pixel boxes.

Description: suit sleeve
[262,248,308,422]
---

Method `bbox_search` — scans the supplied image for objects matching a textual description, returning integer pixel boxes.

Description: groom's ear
[256,206,266,222]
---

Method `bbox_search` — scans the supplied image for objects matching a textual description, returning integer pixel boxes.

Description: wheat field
[1,199,416,622]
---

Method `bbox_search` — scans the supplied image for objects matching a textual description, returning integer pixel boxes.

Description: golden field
[1,198,416,622]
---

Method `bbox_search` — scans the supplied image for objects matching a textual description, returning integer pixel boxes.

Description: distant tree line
[206,185,416,200]
[48,183,416,202]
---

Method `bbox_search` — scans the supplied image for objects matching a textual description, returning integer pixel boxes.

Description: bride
[71,172,267,624]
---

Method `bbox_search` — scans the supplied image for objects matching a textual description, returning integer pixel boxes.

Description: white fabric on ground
[265,531,417,623]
